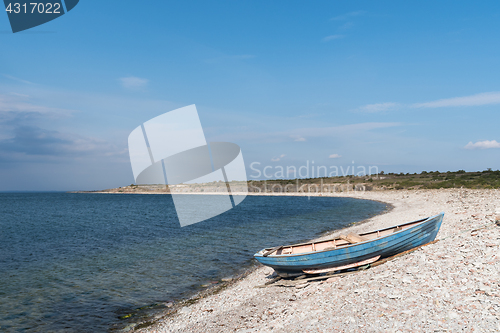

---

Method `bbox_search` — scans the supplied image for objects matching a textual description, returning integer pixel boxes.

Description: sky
[1,1,500,191]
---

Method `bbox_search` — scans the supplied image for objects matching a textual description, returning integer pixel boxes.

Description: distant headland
[76,169,500,194]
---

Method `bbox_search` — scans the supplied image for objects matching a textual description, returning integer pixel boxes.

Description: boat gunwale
[255,212,444,258]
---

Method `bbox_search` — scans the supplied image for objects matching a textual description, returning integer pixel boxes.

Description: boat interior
[262,217,428,257]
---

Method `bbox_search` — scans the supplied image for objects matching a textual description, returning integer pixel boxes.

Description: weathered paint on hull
[254,212,444,273]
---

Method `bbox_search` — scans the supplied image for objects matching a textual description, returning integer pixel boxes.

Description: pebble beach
[137,189,500,333]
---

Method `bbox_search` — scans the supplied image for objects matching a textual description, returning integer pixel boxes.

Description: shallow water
[0,193,386,332]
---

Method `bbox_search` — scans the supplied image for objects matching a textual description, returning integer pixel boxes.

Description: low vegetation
[95,169,500,194]
[249,169,500,191]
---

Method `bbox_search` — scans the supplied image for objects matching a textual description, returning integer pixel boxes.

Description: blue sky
[1,1,500,191]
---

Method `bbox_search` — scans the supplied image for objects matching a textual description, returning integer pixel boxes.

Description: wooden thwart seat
[339,233,368,244]
[262,246,283,257]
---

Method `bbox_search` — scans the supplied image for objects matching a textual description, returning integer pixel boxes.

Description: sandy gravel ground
[137,189,500,333]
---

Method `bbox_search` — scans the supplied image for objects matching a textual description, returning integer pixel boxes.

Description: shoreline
[119,192,391,331]
[134,188,500,332]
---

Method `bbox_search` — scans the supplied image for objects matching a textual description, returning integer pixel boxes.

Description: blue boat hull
[254,212,444,274]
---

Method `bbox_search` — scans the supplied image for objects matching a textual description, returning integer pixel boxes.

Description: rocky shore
[136,189,500,332]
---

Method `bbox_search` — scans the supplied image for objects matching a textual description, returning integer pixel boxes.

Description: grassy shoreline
[75,169,500,196]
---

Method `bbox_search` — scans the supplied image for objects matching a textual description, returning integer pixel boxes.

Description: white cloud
[329,154,342,158]
[338,22,354,30]
[0,124,122,160]
[119,76,149,90]
[291,122,401,139]
[357,91,500,112]
[271,154,286,162]
[331,11,366,21]
[0,93,74,117]
[358,102,399,113]
[464,140,500,150]
[413,92,500,108]
[291,135,306,142]
[210,122,401,144]
[323,34,344,42]
[2,74,34,85]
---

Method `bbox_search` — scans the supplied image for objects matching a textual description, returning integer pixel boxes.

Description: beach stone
[235,329,255,333]
[178,307,191,314]
[326,277,340,283]
[120,324,136,332]
[295,283,309,289]
[273,323,285,329]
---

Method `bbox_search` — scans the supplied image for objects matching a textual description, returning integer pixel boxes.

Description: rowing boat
[254,212,444,276]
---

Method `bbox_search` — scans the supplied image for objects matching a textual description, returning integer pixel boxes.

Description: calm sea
[0,193,386,332]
